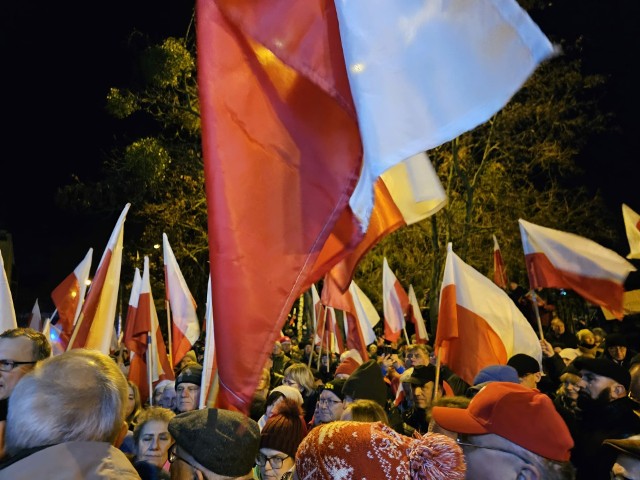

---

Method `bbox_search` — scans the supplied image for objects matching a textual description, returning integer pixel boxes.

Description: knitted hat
[295,421,466,480]
[342,360,387,408]
[168,408,260,476]
[573,356,631,390]
[335,357,360,377]
[175,364,203,388]
[260,398,308,457]
[432,382,574,462]
[268,385,304,406]
[506,354,541,377]
[279,336,291,345]
[558,348,581,363]
[321,378,347,401]
[605,333,628,348]
[472,365,519,386]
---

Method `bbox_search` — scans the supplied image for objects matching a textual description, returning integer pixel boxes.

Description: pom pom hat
[432,382,573,462]
[260,398,308,457]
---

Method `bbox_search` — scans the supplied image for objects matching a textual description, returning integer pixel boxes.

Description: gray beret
[168,408,260,476]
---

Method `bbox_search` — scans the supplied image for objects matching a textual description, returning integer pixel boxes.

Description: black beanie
[176,364,203,388]
[260,398,308,457]
[341,360,387,408]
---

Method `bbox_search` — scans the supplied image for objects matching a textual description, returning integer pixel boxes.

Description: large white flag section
[519,218,636,320]
[0,249,17,333]
[196,0,555,411]
[436,243,541,385]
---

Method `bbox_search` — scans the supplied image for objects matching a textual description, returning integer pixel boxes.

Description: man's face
[315,390,344,424]
[412,381,436,409]
[176,382,200,412]
[609,346,628,362]
[551,320,565,335]
[456,433,530,480]
[281,342,291,354]
[0,337,36,400]
[406,349,429,367]
[577,370,616,410]
[160,386,177,410]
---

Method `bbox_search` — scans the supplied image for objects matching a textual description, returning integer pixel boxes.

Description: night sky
[0,1,638,317]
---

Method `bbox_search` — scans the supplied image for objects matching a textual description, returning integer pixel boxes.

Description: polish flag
[407,285,428,344]
[436,243,541,385]
[623,204,640,260]
[493,235,509,289]
[197,0,554,412]
[519,219,636,320]
[68,204,130,354]
[123,268,142,356]
[51,248,93,349]
[382,258,409,343]
[163,233,200,367]
[127,257,174,404]
[28,299,42,332]
[322,275,378,362]
[311,284,325,347]
[0,249,17,333]
[200,275,218,409]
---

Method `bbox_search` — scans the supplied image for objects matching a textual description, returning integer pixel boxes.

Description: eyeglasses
[168,445,199,470]
[456,435,531,465]
[318,397,342,407]
[0,360,37,372]
[256,453,289,469]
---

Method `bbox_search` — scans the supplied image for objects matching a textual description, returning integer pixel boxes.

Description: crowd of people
[1,311,640,479]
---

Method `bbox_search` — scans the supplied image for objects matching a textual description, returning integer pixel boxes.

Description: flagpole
[528,289,545,340]
[402,327,410,346]
[433,346,442,403]
[316,307,328,371]
[66,312,84,351]
[166,299,173,367]
[147,332,153,405]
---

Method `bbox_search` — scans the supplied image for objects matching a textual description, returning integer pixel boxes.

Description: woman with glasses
[255,398,307,479]
[132,406,176,479]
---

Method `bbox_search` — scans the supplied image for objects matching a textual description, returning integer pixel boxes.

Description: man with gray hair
[0,348,140,478]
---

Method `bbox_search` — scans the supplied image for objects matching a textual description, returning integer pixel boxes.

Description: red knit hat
[295,421,465,479]
[260,398,308,458]
[431,382,573,462]
[335,357,360,377]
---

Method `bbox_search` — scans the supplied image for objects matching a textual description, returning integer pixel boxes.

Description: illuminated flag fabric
[623,204,640,260]
[123,268,142,356]
[68,204,130,354]
[51,248,93,349]
[163,233,200,367]
[436,243,541,384]
[519,219,636,320]
[382,257,409,343]
[407,285,428,344]
[28,299,42,332]
[196,0,554,412]
[493,235,509,289]
[0,249,17,333]
[200,275,218,409]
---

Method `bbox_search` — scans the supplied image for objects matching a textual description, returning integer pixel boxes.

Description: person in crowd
[592,327,607,355]
[553,364,581,433]
[559,347,581,366]
[153,379,173,406]
[426,395,470,439]
[282,363,317,424]
[333,349,362,379]
[401,364,445,435]
[507,352,543,389]
[570,356,640,479]
[546,316,578,351]
[432,381,575,479]
[120,380,144,454]
[0,349,139,478]
[604,434,640,480]
[132,406,175,479]
[257,385,303,430]
[295,420,466,479]
[342,359,390,410]
[465,364,520,398]
[279,337,292,357]
[168,407,260,480]
[256,398,307,480]
[312,378,346,427]
[175,363,203,414]
[540,338,575,394]
[340,398,389,425]
[601,333,638,369]
[577,329,598,358]
[271,341,291,382]
[158,381,177,412]
[0,327,51,458]
[250,367,272,422]
[176,350,198,373]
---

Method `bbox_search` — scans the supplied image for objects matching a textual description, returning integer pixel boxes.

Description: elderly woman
[132,406,176,479]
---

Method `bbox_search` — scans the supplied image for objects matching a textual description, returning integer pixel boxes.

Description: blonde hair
[342,399,389,425]
[283,363,316,396]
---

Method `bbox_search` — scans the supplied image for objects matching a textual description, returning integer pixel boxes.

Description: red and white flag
[407,285,428,344]
[382,257,409,343]
[123,267,142,352]
[163,233,200,367]
[51,248,93,349]
[200,275,218,409]
[196,0,553,412]
[436,243,541,385]
[493,235,509,289]
[0,249,17,333]
[28,299,42,332]
[519,219,636,320]
[310,284,325,346]
[126,257,174,405]
[623,204,640,260]
[68,204,130,354]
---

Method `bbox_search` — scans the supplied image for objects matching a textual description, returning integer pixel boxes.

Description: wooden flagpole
[166,299,173,367]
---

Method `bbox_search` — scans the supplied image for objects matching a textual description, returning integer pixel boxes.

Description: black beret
[573,357,631,390]
[605,333,628,348]
[168,408,260,476]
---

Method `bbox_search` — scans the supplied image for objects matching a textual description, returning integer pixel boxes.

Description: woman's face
[563,379,580,400]
[126,386,136,418]
[258,447,295,480]
[136,420,173,468]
